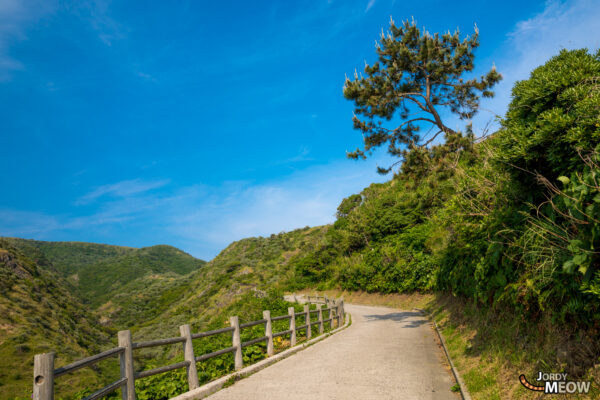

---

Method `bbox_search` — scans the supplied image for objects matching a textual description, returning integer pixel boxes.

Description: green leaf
[567,239,584,252]
[557,176,571,185]
[563,260,576,274]
[572,253,587,266]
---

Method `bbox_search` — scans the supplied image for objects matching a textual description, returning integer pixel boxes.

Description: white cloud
[0,0,124,82]
[501,0,600,101]
[0,0,55,81]
[68,0,125,46]
[0,209,61,237]
[0,0,126,81]
[76,179,170,204]
[471,0,600,134]
[165,158,391,258]
[365,0,377,12]
[271,146,313,166]
[0,158,391,259]
[137,71,158,83]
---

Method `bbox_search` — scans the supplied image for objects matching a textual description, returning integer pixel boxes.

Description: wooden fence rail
[32,295,344,400]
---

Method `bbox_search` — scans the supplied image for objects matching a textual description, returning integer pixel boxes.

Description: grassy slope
[1,227,327,399]
[130,226,328,340]
[3,238,207,328]
[428,296,600,400]
[2,239,134,276]
[0,239,113,399]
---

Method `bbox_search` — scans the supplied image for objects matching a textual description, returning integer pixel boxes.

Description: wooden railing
[32,295,345,400]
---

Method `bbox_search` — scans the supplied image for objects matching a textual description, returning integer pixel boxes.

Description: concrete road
[206,303,458,400]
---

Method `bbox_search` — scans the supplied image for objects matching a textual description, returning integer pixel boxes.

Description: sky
[1,0,599,260]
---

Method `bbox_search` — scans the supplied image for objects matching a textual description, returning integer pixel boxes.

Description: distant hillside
[3,239,207,330]
[0,239,113,399]
[2,239,134,276]
[129,226,328,339]
[4,238,205,303]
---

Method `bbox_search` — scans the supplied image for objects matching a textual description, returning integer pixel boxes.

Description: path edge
[414,308,472,400]
[170,314,352,400]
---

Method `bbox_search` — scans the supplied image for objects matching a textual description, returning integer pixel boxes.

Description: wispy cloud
[137,71,158,83]
[0,209,61,236]
[164,158,390,258]
[0,0,125,82]
[0,0,27,79]
[68,0,125,46]
[0,158,390,259]
[500,0,600,100]
[458,0,600,137]
[76,179,170,205]
[0,0,55,81]
[365,0,377,12]
[186,1,365,82]
[272,146,313,166]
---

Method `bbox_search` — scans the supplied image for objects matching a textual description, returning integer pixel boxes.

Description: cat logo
[519,373,591,394]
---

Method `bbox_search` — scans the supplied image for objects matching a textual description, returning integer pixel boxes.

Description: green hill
[3,239,206,323]
[0,239,113,399]
[2,239,134,277]
[130,226,327,338]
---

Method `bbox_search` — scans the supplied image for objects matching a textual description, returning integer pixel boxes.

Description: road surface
[206,303,458,400]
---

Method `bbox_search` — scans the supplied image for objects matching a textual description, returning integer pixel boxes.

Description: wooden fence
[32,295,345,400]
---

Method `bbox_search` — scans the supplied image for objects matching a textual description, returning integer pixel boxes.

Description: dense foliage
[495,49,600,182]
[294,49,600,336]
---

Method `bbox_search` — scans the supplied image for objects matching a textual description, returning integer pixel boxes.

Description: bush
[494,49,600,182]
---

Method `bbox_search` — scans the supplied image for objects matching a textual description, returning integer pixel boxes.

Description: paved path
[206,304,458,400]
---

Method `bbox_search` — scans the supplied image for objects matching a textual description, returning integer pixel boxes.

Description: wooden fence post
[263,310,273,356]
[179,325,199,390]
[317,304,324,334]
[118,330,136,400]
[230,316,243,370]
[304,304,311,340]
[288,307,296,346]
[330,301,336,329]
[33,352,54,400]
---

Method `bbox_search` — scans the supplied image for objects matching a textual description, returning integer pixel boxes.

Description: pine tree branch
[422,130,443,147]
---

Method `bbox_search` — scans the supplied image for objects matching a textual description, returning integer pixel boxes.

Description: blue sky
[1,0,599,260]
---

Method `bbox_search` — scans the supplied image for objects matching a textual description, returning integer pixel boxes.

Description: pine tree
[343,17,501,174]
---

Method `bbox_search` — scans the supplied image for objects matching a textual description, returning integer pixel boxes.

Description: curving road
[206,303,459,400]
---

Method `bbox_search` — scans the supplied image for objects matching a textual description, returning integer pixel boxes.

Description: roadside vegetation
[288,20,600,399]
